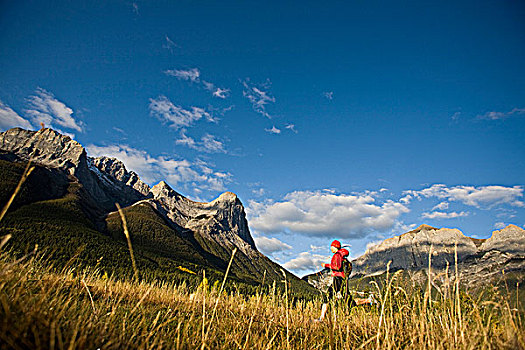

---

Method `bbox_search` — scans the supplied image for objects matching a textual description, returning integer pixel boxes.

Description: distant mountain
[304,224,525,290]
[0,127,314,296]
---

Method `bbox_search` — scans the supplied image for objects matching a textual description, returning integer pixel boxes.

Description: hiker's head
[330,240,341,253]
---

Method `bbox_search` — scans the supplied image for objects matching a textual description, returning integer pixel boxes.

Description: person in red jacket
[317,240,352,321]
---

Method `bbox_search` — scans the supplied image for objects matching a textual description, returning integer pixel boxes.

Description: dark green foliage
[105,202,207,266]
[0,159,68,212]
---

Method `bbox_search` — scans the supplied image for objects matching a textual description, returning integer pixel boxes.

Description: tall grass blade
[115,202,139,281]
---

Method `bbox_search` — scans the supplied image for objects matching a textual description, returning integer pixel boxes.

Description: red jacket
[325,248,349,278]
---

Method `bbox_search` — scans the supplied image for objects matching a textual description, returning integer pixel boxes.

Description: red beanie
[331,240,341,249]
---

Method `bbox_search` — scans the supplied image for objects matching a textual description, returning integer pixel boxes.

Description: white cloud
[242,79,275,118]
[25,88,83,133]
[403,184,524,208]
[213,88,230,99]
[249,190,409,238]
[477,108,525,120]
[254,236,292,255]
[163,35,178,52]
[175,129,226,154]
[400,194,412,204]
[283,251,331,273]
[201,134,226,153]
[86,144,231,195]
[494,222,506,229]
[309,244,324,252]
[365,240,384,252]
[285,124,298,133]
[323,91,334,100]
[432,201,449,211]
[164,68,200,82]
[421,211,469,219]
[265,126,281,134]
[149,96,214,129]
[393,221,417,233]
[164,68,229,99]
[252,188,265,197]
[0,101,32,130]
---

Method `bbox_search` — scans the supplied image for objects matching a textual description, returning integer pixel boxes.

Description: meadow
[0,244,523,349]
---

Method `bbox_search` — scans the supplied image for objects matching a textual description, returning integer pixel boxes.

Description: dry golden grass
[0,248,522,350]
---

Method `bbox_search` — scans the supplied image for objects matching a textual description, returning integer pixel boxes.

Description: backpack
[343,258,352,278]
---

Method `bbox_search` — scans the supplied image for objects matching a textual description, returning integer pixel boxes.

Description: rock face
[352,225,479,276]
[341,223,525,289]
[0,128,154,209]
[0,128,87,175]
[89,156,151,203]
[480,224,525,255]
[302,268,332,292]
[151,182,255,252]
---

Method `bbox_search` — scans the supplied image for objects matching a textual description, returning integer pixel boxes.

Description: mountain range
[304,223,525,291]
[0,127,314,296]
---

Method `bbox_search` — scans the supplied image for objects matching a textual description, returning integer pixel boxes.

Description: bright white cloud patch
[421,211,469,219]
[164,68,200,82]
[432,201,449,211]
[254,236,292,255]
[283,251,331,273]
[265,126,281,134]
[25,88,83,132]
[403,184,524,208]
[149,96,214,129]
[176,129,226,154]
[249,190,409,238]
[86,144,231,196]
[242,79,275,118]
[213,88,230,99]
[0,101,32,130]
[477,108,525,120]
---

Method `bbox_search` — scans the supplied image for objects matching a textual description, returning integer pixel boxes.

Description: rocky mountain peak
[408,224,438,234]
[151,180,174,193]
[480,224,525,255]
[150,181,186,204]
[492,224,524,236]
[353,225,478,277]
[0,128,86,175]
[90,156,150,197]
[148,183,256,252]
[213,191,238,203]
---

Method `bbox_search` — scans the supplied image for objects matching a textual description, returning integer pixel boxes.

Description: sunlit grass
[0,249,522,349]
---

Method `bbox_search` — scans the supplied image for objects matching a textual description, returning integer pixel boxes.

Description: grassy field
[0,247,523,349]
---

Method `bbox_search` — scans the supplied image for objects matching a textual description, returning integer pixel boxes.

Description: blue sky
[1,0,524,276]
